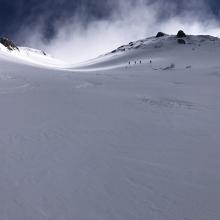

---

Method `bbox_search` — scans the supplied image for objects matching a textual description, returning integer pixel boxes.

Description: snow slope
[0,34,220,220]
[0,44,67,68]
[71,34,220,70]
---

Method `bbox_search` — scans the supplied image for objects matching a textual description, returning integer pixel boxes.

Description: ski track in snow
[0,35,220,220]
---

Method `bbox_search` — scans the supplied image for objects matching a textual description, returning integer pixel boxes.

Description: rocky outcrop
[176,30,186,38]
[0,37,19,51]
[156,32,166,38]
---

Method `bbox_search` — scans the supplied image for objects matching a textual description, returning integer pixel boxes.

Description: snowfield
[0,34,220,220]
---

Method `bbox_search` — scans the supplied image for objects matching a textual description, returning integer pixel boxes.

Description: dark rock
[176,30,186,38]
[156,32,166,38]
[177,39,186,44]
[111,50,117,53]
[0,37,19,51]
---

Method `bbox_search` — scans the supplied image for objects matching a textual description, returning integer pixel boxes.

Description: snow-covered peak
[72,31,220,70]
[107,34,219,55]
[0,37,67,69]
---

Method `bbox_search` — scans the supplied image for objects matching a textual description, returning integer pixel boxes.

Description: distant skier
[150,60,152,64]
[128,61,131,65]
[135,61,137,64]
[139,60,142,64]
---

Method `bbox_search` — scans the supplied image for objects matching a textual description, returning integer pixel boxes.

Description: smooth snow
[0,35,220,220]
[0,45,67,69]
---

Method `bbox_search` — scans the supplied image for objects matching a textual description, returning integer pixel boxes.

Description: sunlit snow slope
[0,34,220,220]
[71,34,220,70]
[0,43,67,68]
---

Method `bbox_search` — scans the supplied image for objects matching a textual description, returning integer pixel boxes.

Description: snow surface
[0,35,220,220]
[0,45,67,69]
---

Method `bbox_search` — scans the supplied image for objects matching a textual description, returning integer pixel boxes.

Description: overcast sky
[1,0,220,62]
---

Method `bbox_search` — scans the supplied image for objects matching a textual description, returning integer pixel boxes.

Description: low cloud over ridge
[16,0,220,63]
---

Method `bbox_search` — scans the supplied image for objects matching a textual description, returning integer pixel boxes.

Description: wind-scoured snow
[0,34,220,220]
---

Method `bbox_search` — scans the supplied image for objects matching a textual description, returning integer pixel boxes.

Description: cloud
[19,0,220,63]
